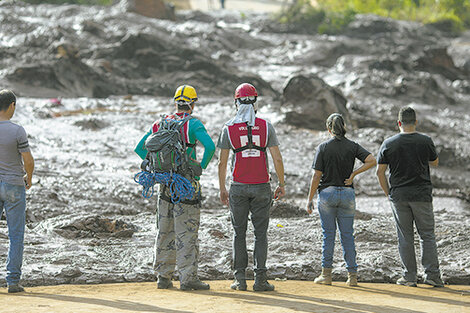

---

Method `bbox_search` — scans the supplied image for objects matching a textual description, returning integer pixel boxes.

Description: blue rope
[134,171,195,203]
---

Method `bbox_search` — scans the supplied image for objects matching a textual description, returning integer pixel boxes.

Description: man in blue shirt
[376,107,443,287]
[135,85,215,290]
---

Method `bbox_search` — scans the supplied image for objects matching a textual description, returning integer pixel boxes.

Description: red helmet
[234,83,258,99]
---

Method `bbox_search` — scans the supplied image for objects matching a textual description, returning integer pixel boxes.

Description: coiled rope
[134,171,195,204]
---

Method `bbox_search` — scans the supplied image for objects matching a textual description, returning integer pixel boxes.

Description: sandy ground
[1,281,469,313]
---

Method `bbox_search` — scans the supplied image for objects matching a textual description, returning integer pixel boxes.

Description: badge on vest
[240,135,261,157]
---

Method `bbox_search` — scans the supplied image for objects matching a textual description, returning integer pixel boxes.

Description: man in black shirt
[376,107,443,287]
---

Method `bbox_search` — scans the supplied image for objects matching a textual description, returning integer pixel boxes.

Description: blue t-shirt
[377,132,438,202]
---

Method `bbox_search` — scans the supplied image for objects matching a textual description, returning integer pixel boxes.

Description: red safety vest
[152,113,191,144]
[227,118,269,184]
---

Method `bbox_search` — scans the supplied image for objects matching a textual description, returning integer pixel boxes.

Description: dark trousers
[229,183,272,279]
[390,201,441,281]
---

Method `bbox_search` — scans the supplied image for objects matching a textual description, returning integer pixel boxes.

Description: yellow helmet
[174,85,198,103]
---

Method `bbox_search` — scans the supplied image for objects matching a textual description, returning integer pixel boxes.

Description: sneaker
[424,277,444,287]
[8,284,25,293]
[396,277,417,287]
[157,276,173,289]
[230,278,247,291]
[180,279,210,291]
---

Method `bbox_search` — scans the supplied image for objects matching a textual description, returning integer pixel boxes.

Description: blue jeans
[0,181,26,286]
[318,186,357,272]
[229,183,272,278]
[390,201,441,282]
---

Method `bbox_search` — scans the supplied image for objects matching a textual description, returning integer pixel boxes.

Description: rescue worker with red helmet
[217,83,286,291]
[135,85,215,291]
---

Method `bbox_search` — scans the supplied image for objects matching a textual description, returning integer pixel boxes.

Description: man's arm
[306,170,322,214]
[268,145,285,200]
[376,163,390,197]
[134,129,152,160]
[344,154,377,185]
[193,126,215,169]
[21,151,34,190]
[429,157,439,167]
[218,149,230,205]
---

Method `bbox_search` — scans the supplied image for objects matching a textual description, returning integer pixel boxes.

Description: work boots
[157,276,173,289]
[253,273,275,291]
[180,279,210,291]
[346,272,358,287]
[230,277,247,291]
[7,284,25,293]
[314,268,332,285]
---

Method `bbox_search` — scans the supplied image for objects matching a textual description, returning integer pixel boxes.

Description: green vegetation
[22,0,113,5]
[277,0,470,34]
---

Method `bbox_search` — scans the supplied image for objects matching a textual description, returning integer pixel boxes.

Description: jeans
[229,183,272,278]
[0,181,26,286]
[317,186,357,272]
[390,201,441,281]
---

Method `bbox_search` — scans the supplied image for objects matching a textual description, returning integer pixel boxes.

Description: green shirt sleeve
[134,128,152,160]
[188,118,215,169]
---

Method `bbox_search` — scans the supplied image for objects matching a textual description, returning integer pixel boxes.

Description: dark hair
[0,89,16,112]
[326,113,346,138]
[177,101,193,111]
[398,107,416,125]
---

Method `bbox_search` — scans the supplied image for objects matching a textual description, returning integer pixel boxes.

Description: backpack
[144,114,193,175]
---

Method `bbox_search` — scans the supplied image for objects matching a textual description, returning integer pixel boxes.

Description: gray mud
[0,2,469,286]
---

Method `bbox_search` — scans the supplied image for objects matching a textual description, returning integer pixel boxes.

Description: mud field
[0,1,469,286]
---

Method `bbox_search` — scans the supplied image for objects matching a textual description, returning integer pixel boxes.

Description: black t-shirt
[312,137,371,191]
[377,132,438,202]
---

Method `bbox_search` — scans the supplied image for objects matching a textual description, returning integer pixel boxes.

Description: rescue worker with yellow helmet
[135,85,215,290]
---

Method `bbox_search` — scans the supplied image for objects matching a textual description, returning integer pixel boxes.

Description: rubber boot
[231,277,247,291]
[253,272,275,291]
[180,279,210,291]
[346,272,358,287]
[157,276,173,289]
[314,268,332,285]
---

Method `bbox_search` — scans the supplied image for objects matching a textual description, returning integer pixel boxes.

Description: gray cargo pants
[229,183,272,279]
[153,197,200,284]
[390,201,441,281]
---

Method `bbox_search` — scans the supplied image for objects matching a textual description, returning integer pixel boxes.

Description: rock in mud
[119,0,175,20]
[74,118,110,131]
[414,47,463,81]
[54,216,136,239]
[282,74,349,130]
[5,58,123,98]
[270,201,308,218]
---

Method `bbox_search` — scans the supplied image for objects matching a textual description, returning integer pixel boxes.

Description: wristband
[278,182,286,187]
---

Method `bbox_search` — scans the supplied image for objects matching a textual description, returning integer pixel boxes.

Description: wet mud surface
[0,2,469,286]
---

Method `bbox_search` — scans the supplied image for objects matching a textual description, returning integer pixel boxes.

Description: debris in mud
[209,229,228,239]
[54,216,136,239]
[74,118,110,131]
[270,201,308,218]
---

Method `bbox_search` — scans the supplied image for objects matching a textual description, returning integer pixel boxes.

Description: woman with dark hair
[306,113,376,286]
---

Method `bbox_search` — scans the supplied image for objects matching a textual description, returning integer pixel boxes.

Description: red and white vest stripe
[227,117,269,184]
[152,113,191,144]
